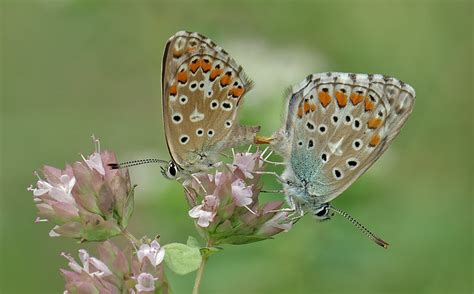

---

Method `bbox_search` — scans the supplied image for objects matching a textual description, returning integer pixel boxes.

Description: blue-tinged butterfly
[259,72,415,248]
[110,31,259,185]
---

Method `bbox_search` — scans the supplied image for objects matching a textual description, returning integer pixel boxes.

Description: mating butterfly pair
[112,31,415,248]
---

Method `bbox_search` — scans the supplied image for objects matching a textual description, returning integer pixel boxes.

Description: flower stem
[121,228,139,250]
[192,241,211,294]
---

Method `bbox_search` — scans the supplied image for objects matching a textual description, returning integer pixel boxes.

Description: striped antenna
[108,158,168,170]
[329,205,389,249]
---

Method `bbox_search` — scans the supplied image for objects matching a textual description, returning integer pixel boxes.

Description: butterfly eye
[314,204,331,220]
[163,161,178,179]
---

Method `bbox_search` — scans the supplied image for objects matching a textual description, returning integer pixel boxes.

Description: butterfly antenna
[329,205,389,249]
[108,158,168,169]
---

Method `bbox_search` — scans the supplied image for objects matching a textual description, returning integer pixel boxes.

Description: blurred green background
[1,0,472,293]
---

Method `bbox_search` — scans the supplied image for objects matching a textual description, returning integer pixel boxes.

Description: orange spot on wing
[369,134,381,147]
[220,73,232,87]
[177,70,188,84]
[318,92,332,107]
[229,87,245,98]
[189,59,200,73]
[365,97,375,111]
[350,93,364,105]
[303,101,311,113]
[335,91,347,108]
[367,118,383,129]
[297,106,304,118]
[310,103,317,112]
[201,60,212,73]
[169,84,177,96]
[210,68,223,81]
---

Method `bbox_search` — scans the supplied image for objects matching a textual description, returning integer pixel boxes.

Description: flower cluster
[62,240,168,293]
[187,151,293,245]
[28,139,134,241]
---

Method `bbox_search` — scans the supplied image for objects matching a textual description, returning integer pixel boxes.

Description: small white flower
[62,249,112,278]
[49,174,76,205]
[231,179,253,207]
[135,272,158,292]
[188,195,218,227]
[28,180,53,196]
[82,152,105,175]
[137,240,165,267]
[49,226,61,237]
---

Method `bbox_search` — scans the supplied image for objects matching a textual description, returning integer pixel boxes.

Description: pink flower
[257,212,293,237]
[62,249,112,278]
[229,151,263,179]
[28,137,134,241]
[137,240,165,267]
[134,272,158,292]
[231,179,253,207]
[188,195,219,227]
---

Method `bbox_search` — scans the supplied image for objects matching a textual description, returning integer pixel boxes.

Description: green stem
[121,228,139,250]
[192,241,212,294]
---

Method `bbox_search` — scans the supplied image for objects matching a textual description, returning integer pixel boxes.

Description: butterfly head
[161,160,180,180]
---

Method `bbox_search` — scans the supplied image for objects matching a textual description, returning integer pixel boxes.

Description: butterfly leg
[252,171,285,183]
[190,174,208,195]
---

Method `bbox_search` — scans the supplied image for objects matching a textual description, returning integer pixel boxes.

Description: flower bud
[28,138,135,241]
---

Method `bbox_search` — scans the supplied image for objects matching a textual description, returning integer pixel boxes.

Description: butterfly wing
[162,31,256,171]
[281,72,415,204]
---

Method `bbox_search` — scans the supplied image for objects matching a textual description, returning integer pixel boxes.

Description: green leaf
[163,243,202,275]
[186,236,200,248]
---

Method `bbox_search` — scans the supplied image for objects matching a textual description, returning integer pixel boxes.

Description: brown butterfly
[111,31,259,184]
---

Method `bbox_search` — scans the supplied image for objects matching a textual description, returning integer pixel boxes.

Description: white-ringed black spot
[308,139,314,149]
[190,81,198,91]
[179,135,190,145]
[221,101,233,111]
[207,90,213,98]
[378,110,384,117]
[306,121,315,131]
[199,82,205,89]
[210,100,219,110]
[318,124,327,134]
[333,168,343,179]
[196,128,204,136]
[332,115,339,124]
[179,95,188,105]
[207,129,215,137]
[297,140,303,147]
[353,139,362,150]
[345,115,352,123]
[346,159,358,169]
[353,119,361,130]
[225,120,232,128]
[172,113,182,124]
[321,153,329,163]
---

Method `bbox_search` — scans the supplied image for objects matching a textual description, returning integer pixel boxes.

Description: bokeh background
[1,0,472,293]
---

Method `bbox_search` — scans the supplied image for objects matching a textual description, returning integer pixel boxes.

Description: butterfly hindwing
[162,31,255,171]
[284,72,415,203]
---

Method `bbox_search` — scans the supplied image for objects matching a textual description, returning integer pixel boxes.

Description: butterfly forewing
[285,72,415,203]
[162,31,255,171]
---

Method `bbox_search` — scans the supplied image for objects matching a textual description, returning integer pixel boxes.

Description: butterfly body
[272,72,415,215]
[161,31,259,179]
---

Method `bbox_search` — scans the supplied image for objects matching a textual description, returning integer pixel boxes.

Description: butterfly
[260,72,415,248]
[110,31,259,184]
